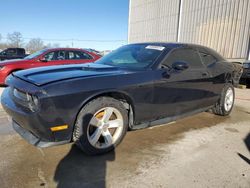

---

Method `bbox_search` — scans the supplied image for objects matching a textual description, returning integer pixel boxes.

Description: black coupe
[1,43,241,155]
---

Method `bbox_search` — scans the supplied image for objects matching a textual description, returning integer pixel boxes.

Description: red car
[0,48,101,85]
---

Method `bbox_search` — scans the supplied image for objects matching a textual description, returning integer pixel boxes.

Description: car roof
[45,48,88,51]
[130,42,210,50]
[130,42,226,61]
[7,47,25,50]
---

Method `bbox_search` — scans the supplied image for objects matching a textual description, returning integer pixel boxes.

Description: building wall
[128,0,250,60]
[128,0,180,42]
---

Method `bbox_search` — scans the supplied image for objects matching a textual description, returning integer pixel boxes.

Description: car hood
[13,63,128,86]
[0,59,29,65]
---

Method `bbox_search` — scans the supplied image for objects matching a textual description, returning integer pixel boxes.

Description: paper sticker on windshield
[145,45,165,51]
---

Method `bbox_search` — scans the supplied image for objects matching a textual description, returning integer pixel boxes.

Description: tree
[45,43,60,48]
[26,38,44,53]
[0,34,8,50]
[7,31,23,47]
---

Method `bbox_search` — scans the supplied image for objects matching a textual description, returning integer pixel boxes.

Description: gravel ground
[0,87,249,188]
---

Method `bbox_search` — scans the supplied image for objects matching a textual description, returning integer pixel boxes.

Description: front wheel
[73,97,128,155]
[212,83,235,116]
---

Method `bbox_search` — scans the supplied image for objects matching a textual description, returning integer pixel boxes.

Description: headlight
[13,88,39,112]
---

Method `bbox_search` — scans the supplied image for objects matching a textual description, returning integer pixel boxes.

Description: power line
[1,36,127,43]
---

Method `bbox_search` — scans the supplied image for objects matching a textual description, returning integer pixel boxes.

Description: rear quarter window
[199,52,217,66]
[198,47,225,65]
[78,51,93,60]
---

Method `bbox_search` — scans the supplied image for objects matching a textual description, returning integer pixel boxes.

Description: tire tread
[212,83,234,116]
[73,97,128,155]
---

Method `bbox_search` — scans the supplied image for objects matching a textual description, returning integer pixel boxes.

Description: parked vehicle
[83,48,102,56]
[0,48,28,61]
[240,61,250,87]
[0,48,101,85]
[1,43,242,155]
[101,50,112,56]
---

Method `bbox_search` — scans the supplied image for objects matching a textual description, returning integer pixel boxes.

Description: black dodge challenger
[1,43,241,155]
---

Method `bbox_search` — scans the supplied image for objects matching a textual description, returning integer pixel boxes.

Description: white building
[128,0,250,61]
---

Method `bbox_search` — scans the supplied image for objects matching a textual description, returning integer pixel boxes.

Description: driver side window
[163,48,204,69]
[44,51,55,61]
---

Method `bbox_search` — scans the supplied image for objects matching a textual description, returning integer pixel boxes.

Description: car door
[31,50,68,68]
[198,48,225,105]
[152,47,212,119]
[67,50,95,65]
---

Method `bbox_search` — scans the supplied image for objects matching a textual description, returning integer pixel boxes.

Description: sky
[0,0,129,51]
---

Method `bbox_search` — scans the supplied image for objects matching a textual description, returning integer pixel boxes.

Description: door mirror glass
[172,61,189,71]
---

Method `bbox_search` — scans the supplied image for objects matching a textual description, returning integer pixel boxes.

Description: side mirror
[172,61,189,71]
[39,57,48,62]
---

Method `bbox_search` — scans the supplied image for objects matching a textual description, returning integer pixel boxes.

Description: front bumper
[13,120,68,147]
[1,87,72,147]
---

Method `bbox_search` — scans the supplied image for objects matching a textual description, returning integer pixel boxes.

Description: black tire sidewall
[74,97,128,155]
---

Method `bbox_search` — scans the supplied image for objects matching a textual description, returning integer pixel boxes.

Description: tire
[212,83,235,116]
[73,97,128,155]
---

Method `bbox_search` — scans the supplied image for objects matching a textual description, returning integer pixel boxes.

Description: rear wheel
[73,97,128,155]
[212,84,234,116]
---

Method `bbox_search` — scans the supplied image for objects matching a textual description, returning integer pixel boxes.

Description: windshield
[24,49,47,59]
[96,44,165,69]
